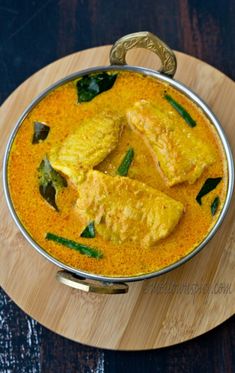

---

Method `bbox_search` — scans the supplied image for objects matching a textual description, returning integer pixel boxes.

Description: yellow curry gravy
[8,71,227,277]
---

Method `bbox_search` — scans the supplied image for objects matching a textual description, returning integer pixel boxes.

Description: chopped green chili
[117,148,134,176]
[81,221,96,238]
[211,196,220,216]
[46,232,103,259]
[164,94,196,127]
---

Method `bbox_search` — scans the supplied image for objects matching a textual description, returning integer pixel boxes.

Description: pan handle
[110,31,177,78]
[56,270,129,294]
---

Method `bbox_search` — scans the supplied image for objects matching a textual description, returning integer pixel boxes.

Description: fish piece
[126,100,215,186]
[49,111,123,185]
[76,170,184,247]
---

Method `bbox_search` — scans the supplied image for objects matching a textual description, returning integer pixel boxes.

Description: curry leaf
[38,157,67,211]
[164,94,196,128]
[211,196,220,216]
[46,232,103,259]
[32,121,50,144]
[76,72,117,102]
[81,221,96,238]
[196,177,222,205]
[39,181,58,211]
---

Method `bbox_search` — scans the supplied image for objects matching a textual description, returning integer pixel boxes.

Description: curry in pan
[8,71,227,277]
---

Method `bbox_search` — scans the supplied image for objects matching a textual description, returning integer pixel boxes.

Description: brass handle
[56,270,129,294]
[110,31,177,78]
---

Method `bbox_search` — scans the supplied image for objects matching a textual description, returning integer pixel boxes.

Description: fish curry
[8,71,227,277]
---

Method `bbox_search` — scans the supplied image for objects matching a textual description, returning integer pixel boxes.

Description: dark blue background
[0,0,234,372]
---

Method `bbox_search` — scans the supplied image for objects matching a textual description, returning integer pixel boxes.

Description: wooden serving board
[0,46,234,350]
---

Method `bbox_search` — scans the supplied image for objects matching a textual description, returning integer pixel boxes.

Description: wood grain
[0,46,234,351]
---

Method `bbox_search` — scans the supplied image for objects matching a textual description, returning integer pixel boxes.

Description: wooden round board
[0,46,234,350]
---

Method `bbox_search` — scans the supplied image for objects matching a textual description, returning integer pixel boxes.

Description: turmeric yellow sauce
[8,71,227,277]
